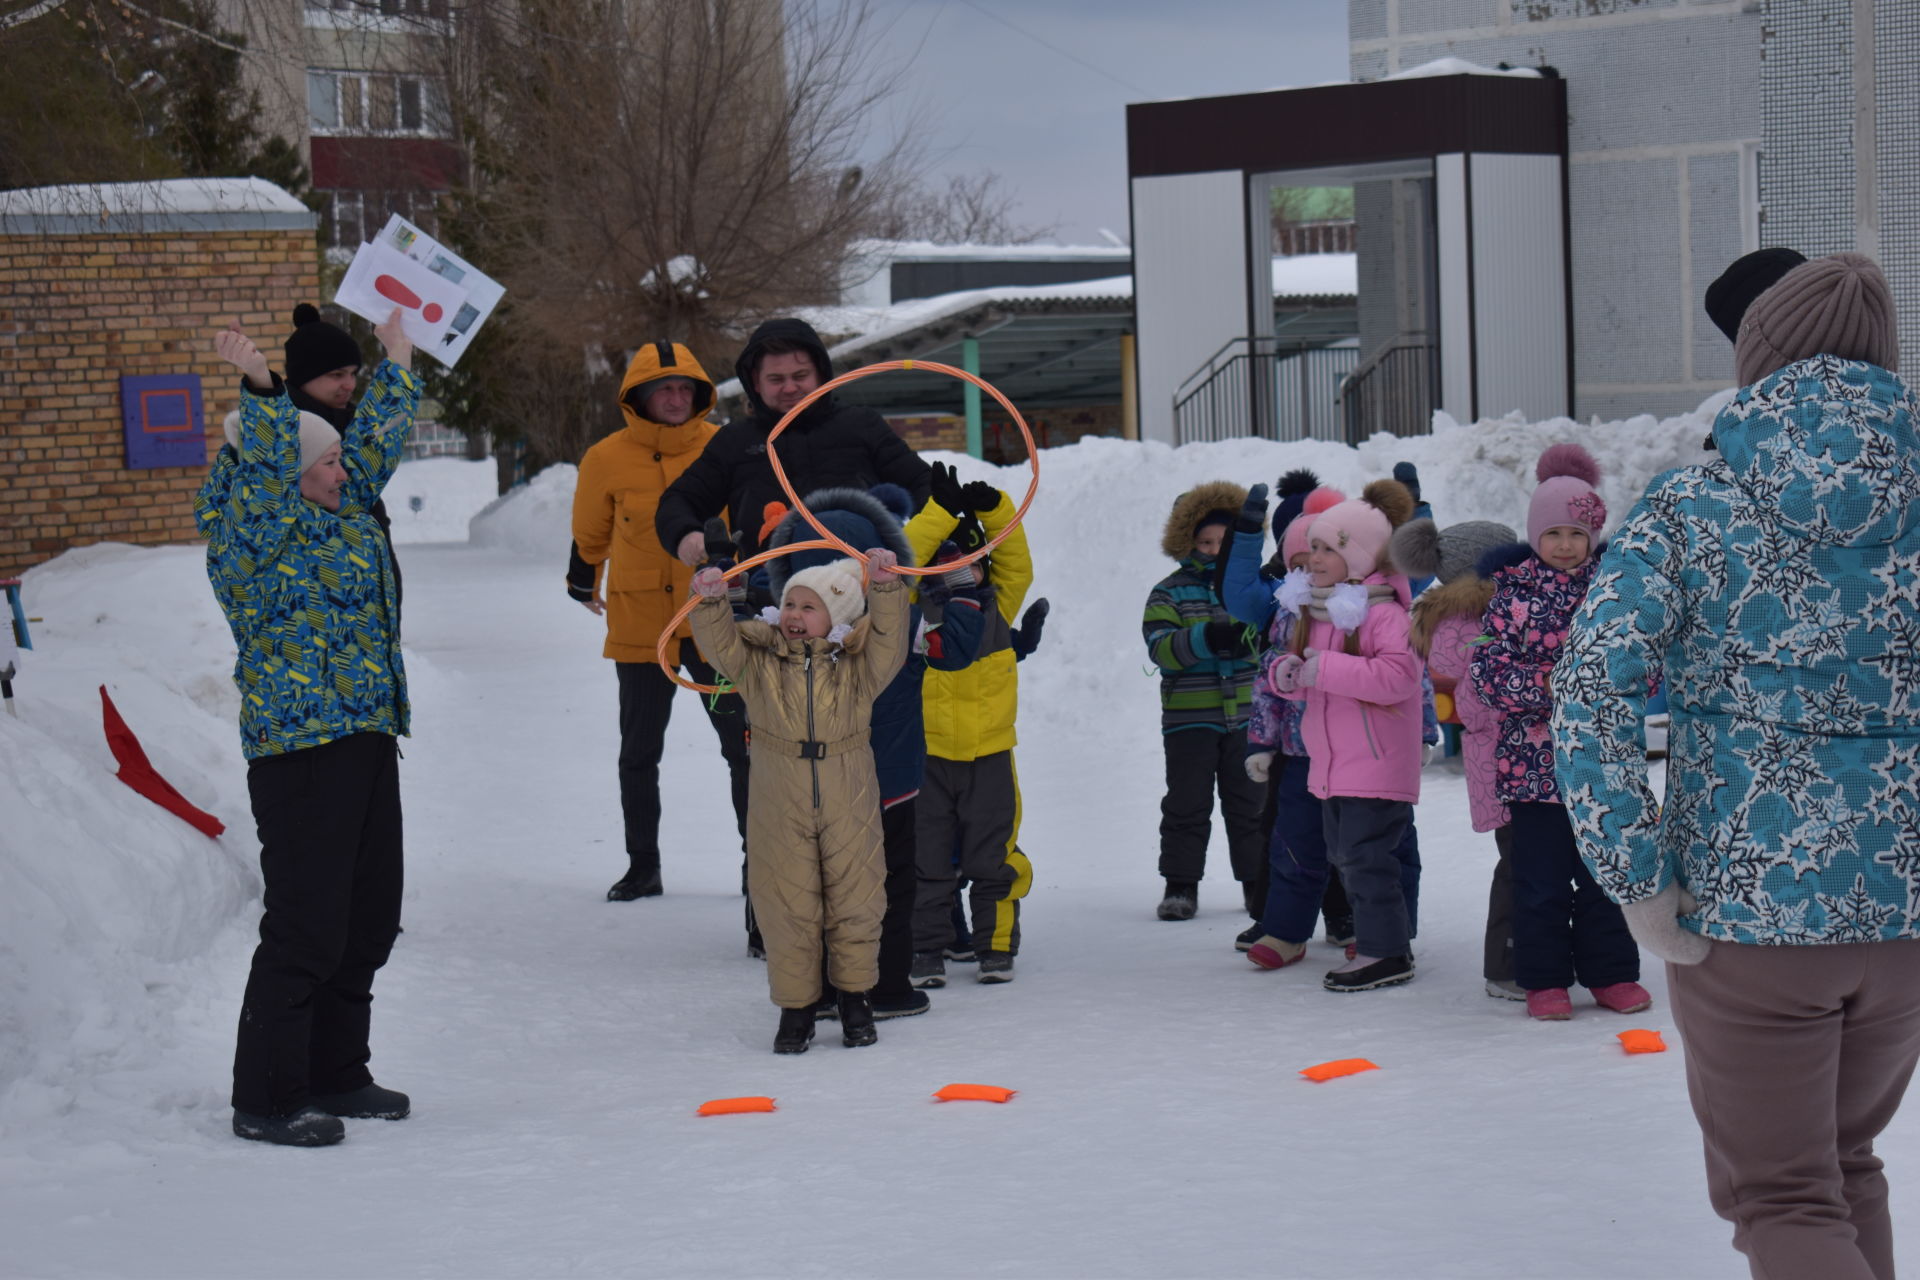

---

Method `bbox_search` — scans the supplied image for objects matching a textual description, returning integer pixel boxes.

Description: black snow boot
[838,991,878,1048]
[232,1105,345,1147]
[773,1007,815,1054]
[976,951,1015,983]
[1157,880,1198,921]
[607,862,663,901]
[1323,954,1416,992]
[910,951,946,988]
[870,989,931,1019]
[312,1082,410,1120]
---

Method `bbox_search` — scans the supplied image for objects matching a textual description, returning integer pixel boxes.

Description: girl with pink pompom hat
[1471,443,1647,1023]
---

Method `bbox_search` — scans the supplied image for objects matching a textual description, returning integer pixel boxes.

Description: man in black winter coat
[655,318,931,565]
[282,304,406,620]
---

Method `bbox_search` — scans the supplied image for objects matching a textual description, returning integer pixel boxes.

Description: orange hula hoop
[654,358,1040,694]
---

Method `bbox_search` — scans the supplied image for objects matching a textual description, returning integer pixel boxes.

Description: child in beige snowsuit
[690,548,910,1054]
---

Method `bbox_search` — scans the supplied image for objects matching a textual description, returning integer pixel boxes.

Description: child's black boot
[838,991,878,1048]
[773,1006,815,1054]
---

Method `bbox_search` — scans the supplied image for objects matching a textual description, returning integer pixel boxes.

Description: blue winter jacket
[1552,356,1920,945]
[195,363,418,759]
[872,593,988,804]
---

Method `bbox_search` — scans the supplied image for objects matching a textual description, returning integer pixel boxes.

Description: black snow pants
[232,732,403,1117]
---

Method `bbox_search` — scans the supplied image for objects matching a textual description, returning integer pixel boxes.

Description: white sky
[857,0,1353,246]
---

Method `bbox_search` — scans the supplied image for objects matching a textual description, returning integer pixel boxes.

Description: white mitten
[1619,882,1712,966]
[1245,751,1274,784]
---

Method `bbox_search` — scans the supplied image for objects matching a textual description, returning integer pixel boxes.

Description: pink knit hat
[1527,443,1607,556]
[1279,486,1346,564]
[1305,480,1415,580]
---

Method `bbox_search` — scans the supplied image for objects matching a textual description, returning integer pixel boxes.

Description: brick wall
[0,228,318,577]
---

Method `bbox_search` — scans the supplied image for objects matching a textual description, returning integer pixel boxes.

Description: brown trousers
[1667,938,1920,1280]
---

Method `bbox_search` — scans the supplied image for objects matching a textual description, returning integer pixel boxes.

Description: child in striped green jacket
[1142,481,1267,924]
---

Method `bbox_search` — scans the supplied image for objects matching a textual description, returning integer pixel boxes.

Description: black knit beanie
[1705,248,1808,344]
[283,303,364,390]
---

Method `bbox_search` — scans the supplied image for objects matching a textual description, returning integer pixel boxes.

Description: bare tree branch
[433,0,926,465]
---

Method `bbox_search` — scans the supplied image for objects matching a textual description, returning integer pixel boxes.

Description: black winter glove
[702,516,737,562]
[1010,597,1049,659]
[1204,620,1257,660]
[701,516,748,611]
[928,461,968,518]
[1236,482,1269,534]
[962,479,1002,513]
[566,541,597,603]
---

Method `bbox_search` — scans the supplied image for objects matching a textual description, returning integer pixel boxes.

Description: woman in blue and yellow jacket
[196,312,417,1149]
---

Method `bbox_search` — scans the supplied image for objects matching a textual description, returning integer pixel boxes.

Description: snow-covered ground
[4,399,1913,1279]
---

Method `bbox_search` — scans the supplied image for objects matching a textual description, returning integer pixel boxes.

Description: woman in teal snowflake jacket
[1551,252,1920,1279]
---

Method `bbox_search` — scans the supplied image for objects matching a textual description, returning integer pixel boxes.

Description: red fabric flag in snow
[99,685,225,838]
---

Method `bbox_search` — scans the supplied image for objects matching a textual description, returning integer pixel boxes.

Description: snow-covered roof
[849,239,1132,262]
[1384,57,1544,81]
[1135,56,1543,105]
[713,254,1358,402]
[0,178,316,235]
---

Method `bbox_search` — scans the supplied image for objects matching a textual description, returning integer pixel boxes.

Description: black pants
[1322,795,1415,959]
[914,753,1028,956]
[233,733,403,1117]
[1509,801,1638,991]
[1158,727,1266,885]
[875,799,918,998]
[615,653,750,876]
[1485,824,1515,982]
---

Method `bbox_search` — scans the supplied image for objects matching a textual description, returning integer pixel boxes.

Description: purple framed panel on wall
[120,375,206,470]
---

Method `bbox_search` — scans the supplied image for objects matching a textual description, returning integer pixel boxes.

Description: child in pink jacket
[1271,479,1422,991]
[1393,517,1523,1000]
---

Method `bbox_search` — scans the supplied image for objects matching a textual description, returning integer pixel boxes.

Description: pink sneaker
[1526,988,1573,1020]
[1589,982,1653,1014]
[1343,941,1358,961]
[1248,937,1307,970]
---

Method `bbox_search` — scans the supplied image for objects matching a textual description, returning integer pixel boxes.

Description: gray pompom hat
[1390,518,1518,584]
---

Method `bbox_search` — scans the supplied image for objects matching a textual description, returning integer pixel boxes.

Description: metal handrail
[1336,334,1436,443]
[1173,338,1360,445]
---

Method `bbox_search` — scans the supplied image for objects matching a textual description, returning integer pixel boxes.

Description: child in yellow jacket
[902,463,1035,986]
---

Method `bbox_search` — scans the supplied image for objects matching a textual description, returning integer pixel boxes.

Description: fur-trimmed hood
[1162,480,1246,560]
[1409,572,1496,660]
[764,486,915,600]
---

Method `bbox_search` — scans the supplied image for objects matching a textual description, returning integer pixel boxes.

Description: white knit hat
[221,409,342,475]
[782,558,866,629]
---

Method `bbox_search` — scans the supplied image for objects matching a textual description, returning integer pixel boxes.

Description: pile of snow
[383,457,499,544]
[0,546,257,1115]
[468,461,577,558]
[472,393,1724,574]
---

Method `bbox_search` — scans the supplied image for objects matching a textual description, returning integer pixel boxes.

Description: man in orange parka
[568,341,749,901]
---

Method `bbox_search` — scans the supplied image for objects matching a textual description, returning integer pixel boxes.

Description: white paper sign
[336,241,469,353]
[331,215,505,368]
